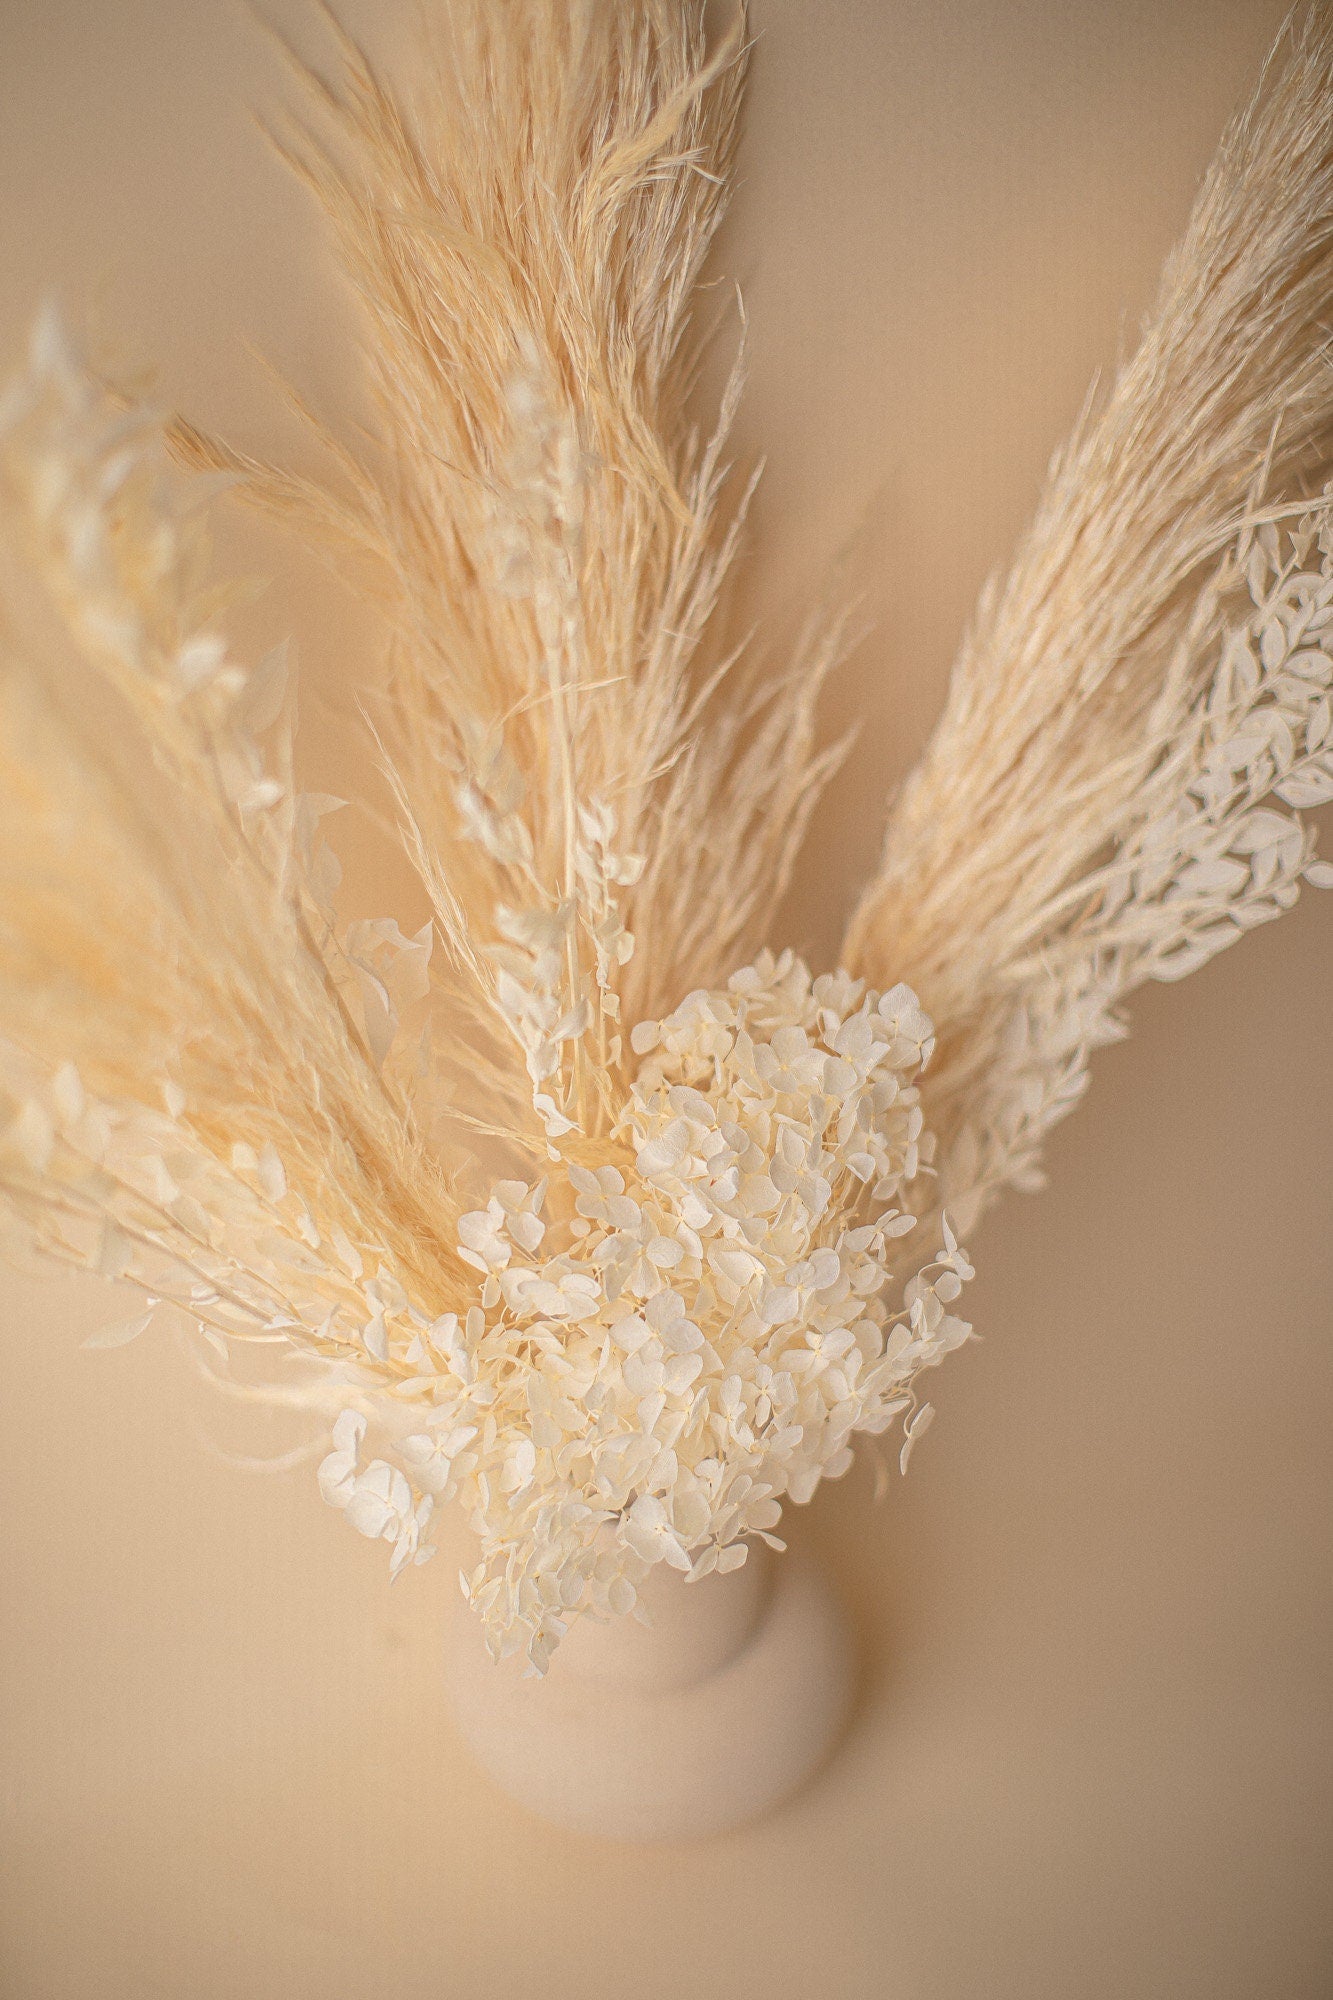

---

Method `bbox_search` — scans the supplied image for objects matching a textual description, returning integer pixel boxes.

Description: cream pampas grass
[0,3,1331,1670]
[846,11,1333,1230]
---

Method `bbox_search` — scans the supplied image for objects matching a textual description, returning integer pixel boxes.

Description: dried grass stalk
[172,0,841,1158]
[845,9,1333,1223]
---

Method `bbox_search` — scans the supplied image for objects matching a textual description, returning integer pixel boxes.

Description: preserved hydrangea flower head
[1,3,1332,1670]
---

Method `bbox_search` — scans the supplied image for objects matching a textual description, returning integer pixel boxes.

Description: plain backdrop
[0,3,1330,1997]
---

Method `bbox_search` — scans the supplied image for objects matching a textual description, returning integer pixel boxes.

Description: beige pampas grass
[0,2,1331,1668]
[171,0,840,1157]
[846,9,1333,1226]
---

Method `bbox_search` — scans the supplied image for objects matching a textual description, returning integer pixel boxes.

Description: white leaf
[331,1410,366,1454]
[82,1305,155,1350]
[899,1401,935,1475]
[1275,770,1333,808]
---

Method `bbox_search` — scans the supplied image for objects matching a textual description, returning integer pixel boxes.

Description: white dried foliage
[0,3,1331,1670]
[0,314,467,1395]
[935,509,1333,1227]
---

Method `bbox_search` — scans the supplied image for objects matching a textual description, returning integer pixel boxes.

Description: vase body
[443,1543,853,1841]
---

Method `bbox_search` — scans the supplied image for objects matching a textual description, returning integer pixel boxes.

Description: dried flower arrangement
[1,2,1331,1675]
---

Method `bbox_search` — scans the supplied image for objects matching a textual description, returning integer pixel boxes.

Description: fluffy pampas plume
[0,3,1331,1671]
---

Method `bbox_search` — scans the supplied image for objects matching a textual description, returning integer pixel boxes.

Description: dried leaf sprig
[0,312,470,1418]
[937,506,1333,1228]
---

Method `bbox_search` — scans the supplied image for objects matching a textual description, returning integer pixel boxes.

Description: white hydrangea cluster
[319,950,974,1670]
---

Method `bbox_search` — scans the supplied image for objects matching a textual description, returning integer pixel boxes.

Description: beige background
[1,1,1331,1995]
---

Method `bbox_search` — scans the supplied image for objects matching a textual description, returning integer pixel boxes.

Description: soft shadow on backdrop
[0,3,1329,1997]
